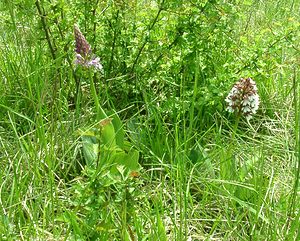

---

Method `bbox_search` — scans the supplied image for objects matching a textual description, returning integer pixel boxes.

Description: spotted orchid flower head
[74,24,103,72]
[225,77,260,120]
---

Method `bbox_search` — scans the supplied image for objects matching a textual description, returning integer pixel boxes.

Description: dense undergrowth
[0,0,299,240]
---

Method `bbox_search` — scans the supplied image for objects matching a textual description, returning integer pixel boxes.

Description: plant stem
[88,71,107,120]
[88,71,116,148]
[75,77,82,123]
[287,67,299,228]
[232,113,241,140]
[222,114,241,188]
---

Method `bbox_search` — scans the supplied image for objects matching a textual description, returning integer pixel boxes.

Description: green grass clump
[0,0,299,240]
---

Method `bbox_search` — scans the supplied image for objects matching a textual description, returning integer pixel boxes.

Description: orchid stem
[232,113,241,140]
[89,71,107,120]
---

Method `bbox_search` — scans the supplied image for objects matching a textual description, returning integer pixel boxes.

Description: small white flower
[226,106,234,112]
[242,99,250,106]
[245,114,253,121]
[87,57,103,71]
[242,106,251,113]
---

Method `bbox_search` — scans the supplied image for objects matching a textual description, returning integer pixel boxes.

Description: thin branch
[35,0,56,60]
[131,0,165,72]
[107,10,120,77]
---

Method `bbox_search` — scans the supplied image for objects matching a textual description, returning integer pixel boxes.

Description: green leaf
[110,149,140,171]
[63,210,84,239]
[124,229,133,241]
[80,129,99,167]
[156,212,167,241]
[109,110,125,149]
[100,119,117,148]
[102,147,140,179]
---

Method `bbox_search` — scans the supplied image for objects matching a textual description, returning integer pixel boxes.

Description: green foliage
[78,122,140,173]
[0,0,299,240]
[155,212,168,241]
[60,165,142,240]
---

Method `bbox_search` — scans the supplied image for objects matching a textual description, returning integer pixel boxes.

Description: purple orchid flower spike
[74,24,103,72]
[225,77,260,120]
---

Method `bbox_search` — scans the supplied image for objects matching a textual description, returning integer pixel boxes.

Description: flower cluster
[225,77,260,120]
[74,24,103,71]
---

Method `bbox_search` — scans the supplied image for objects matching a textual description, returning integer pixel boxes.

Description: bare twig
[35,0,56,60]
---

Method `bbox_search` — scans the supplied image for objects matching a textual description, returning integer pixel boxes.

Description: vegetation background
[0,0,299,240]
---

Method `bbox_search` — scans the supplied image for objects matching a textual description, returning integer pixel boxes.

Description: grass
[0,0,299,240]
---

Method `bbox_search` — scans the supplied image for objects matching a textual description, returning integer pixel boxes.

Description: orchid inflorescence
[225,77,260,120]
[74,24,103,72]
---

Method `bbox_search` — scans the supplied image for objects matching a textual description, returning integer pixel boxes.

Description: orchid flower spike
[225,77,260,120]
[74,24,103,72]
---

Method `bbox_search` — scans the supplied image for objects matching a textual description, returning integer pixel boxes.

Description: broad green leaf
[106,148,140,177]
[109,110,125,149]
[79,129,99,167]
[100,119,117,148]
